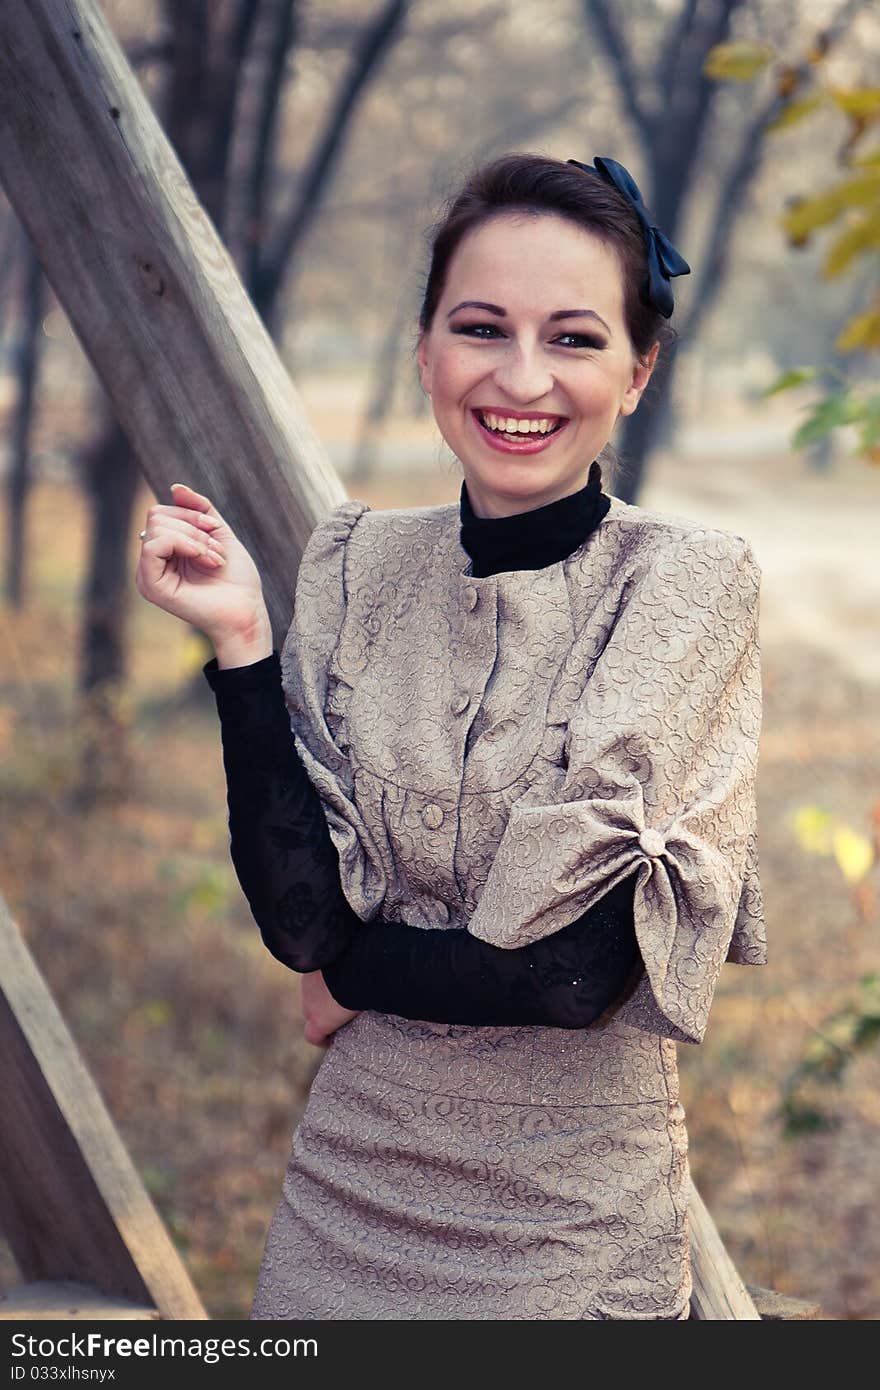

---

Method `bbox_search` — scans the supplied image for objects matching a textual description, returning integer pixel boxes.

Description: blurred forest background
[1,0,878,1320]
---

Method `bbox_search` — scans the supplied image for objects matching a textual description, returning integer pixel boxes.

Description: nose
[491,341,554,405]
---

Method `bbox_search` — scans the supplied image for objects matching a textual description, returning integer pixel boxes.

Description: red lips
[472,408,569,454]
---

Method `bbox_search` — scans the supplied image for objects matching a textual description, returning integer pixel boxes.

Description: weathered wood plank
[688,1179,761,1319]
[0,1281,159,1321]
[0,897,207,1320]
[746,1283,822,1320]
[0,0,344,649]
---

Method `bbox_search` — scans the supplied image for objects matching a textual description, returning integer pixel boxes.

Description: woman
[136,153,766,1320]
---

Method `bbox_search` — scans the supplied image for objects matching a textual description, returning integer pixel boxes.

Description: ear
[416,331,432,396]
[618,340,660,418]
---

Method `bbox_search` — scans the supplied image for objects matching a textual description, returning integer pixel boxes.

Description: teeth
[481,412,559,435]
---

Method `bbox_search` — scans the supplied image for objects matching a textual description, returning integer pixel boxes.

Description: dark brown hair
[418,152,673,364]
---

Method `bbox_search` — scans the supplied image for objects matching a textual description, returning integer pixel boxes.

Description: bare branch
[658,0,699,105]
[255,0,410,325]
[243,0,298,293]
[650,0,747,229]
[580,0,652,148]
[207,0,263,233]
[473,92,592,161]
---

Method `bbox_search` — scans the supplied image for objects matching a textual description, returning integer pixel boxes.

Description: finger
[169,482,226,525]
[143,515,226,549]
[138,531,224,586]
[164,506,225,532]
[146,503,224,535]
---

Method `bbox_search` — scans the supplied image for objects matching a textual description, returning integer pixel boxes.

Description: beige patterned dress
[250,492,766,1320]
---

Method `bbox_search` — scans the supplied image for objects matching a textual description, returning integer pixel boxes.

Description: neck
[459,460,611,578]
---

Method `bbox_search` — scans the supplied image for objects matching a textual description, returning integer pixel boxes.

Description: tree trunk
[72,420,142,806]
[5,234,46,607]
[349,289,411,484]
[253,0,409,329]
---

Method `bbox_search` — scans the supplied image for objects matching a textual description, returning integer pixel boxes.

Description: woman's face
[417,212,658,517]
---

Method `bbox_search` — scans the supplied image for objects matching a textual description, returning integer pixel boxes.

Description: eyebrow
[446,301,612,335]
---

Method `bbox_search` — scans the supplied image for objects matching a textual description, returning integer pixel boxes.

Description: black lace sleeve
[204,651,641,1029]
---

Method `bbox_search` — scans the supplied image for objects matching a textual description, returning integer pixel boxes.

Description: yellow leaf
[782,189,847,239]
[831,825,875,884]
[704,41,775,81]
[830,87,880,119]
[782,170,880,241]
[766,93,826,132]
[792,805,835,855]
[836,307,880,352]
[823,213,880,277]
[836,168,880,207]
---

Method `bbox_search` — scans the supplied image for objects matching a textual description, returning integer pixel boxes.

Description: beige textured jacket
[280,491,766,1048]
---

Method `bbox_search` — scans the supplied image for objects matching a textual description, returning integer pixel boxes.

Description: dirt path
[642,444,879,687]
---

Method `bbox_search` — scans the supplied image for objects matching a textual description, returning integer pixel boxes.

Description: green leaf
[704,41,775,81]
[763,367,817,397]
[792,392,863,448]
[858,396,880,451]
[780,1096,837,1138]
[766,92,826,132]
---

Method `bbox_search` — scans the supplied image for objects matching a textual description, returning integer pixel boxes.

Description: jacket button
[638,828,665,858]
[450,689,470,715]
[463,585,479,611]
[422,802,445,830]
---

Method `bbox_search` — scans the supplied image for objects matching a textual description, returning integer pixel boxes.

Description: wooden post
[0,896,207,1320]
[0,0,766,1321]
[0,0,344,650]
[687,1178,760,1319]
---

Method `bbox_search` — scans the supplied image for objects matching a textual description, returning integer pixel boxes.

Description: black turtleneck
[203,469,640,1029]
[459,459,611,576]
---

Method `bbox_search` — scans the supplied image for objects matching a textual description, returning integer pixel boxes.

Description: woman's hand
[300,970,360,1047]
[135,482,271,651]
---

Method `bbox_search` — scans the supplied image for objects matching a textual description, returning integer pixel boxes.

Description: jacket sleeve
[204,650,641,1026]
[279,498,390,923]
[465,531,766,1045]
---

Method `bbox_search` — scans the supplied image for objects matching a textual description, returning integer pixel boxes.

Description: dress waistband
[325,1009,678,1108]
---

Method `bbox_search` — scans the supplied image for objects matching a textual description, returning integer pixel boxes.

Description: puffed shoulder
[280,498,372,668]
[296,497,372,592]
[466,523,765,1045]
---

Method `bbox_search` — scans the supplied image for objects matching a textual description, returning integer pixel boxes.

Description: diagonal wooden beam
[0,896,206,1320]
[0,0,343,651]
[687,1178,760,1318]
[0,0,761,1321]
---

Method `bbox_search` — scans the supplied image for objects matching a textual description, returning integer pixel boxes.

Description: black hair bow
[567,156,690,319]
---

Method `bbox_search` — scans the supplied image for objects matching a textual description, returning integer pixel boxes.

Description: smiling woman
[417,214,659,511]
[138,152,765,1321]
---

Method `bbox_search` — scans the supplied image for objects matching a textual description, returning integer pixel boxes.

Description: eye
[451,322,505,339]
[553,332,606,350]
